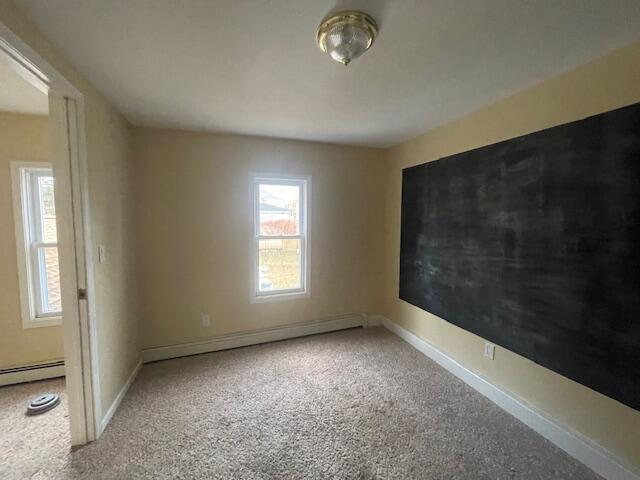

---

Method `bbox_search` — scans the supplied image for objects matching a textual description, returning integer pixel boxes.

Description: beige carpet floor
[1,327,601,479]
[0,376,69,479]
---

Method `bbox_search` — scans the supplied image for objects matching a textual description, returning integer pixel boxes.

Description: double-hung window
[251,174,310,302]
[11,162,63,327]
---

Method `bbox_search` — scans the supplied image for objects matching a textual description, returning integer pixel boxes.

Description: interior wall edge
[381,39,640,470]
[132,127,387,349]
[377,315,640,480]
[0,0,143,421]
[384,39,640,153]
[141,312,370,363]
[98,358,142,437]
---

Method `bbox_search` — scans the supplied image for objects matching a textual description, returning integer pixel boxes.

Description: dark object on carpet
[26,393,60,415]
[2,329,603,479]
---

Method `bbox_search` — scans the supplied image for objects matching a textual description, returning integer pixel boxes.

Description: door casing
[1,21,101,445]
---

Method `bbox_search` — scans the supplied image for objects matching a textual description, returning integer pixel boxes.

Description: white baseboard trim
[142,313,367,364]
[98,359,142,436]
[372,315,639,480]
[0,360,65,387]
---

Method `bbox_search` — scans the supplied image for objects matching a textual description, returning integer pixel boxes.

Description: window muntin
[12,163,62,326]
[252,175,309,301]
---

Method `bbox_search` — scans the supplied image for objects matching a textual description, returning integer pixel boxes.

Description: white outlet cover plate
[484,342,495,360]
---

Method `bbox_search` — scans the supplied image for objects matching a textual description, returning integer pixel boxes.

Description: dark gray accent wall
[400,102,640,411]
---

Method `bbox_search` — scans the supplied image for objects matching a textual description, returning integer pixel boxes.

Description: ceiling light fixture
[316,11,378,66]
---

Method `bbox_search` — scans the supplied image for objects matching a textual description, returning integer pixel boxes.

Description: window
[11,162,62,328]
[251,173,310,302]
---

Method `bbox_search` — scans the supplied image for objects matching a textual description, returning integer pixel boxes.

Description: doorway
[0,25,99,448]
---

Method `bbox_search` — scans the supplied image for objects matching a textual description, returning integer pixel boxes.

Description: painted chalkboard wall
[400,102,640,411]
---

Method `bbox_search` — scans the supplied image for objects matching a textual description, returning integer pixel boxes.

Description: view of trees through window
[258,183,302,292]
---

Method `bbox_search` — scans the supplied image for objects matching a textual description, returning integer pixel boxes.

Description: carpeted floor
[0,376,69,479]
[1,327,601,479]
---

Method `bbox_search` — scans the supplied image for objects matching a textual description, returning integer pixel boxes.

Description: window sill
[251,290,310,304]
[23,316,62,329]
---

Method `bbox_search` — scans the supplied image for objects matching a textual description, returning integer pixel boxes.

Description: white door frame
[0,23,101,445]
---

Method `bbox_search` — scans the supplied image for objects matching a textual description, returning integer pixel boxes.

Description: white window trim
[10,161,62,328]
[250,172,311,303]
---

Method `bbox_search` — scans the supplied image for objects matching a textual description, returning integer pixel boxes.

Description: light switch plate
[98,245,106,263]
[484,342,495,360]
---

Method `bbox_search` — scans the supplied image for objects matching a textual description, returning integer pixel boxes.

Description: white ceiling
[0,50,48,115]
[15,0,640,147]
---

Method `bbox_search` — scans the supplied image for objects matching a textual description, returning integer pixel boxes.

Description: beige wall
[85,97,139,410]
[4,1,638,466]
[0,111,64,368]
[383,40,640,468]
[0,2,140,415]
[133,128,386,348]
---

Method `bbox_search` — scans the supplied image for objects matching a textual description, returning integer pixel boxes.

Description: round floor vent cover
[26,394,60,415]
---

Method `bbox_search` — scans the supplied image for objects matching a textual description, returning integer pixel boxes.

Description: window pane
[258,238,301,292]
[40,246,62,313]
[38,175,57,242]
[259,183,299,236]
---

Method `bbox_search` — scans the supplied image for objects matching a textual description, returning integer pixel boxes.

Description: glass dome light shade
[316,11,378,66]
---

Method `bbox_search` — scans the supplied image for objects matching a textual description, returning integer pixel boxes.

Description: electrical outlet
[484,342,495,360]
[201,314,210,328]
[98,245,106,263]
